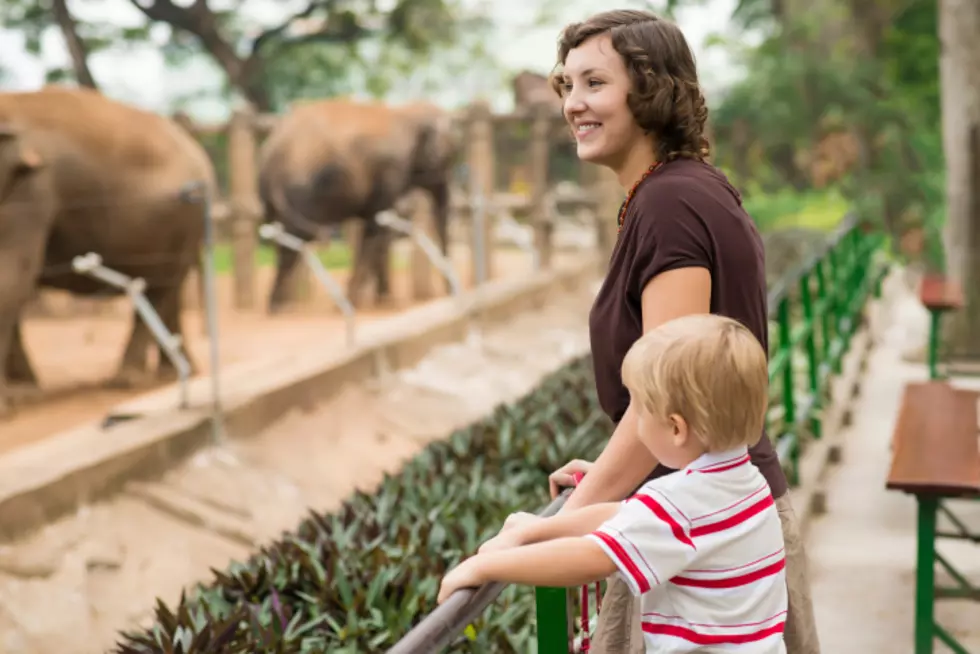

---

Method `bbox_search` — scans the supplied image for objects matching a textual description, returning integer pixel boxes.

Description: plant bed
[112,355,612,654]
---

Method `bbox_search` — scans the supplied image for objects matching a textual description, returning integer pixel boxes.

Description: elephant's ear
[0,123,44,171]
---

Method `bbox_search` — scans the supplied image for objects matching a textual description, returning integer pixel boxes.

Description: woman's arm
[561,267,712,512]
[560,405,654,510]
[438,538,617,603]
[513,502,621,544]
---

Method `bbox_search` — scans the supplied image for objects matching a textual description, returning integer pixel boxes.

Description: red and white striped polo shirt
[586,446,788,653]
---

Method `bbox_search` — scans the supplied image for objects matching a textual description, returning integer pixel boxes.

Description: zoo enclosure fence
[173,101,625,313]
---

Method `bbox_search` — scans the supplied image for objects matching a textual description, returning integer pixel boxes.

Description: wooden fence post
[227,108,259,311]
[591,164,621,261]
[466,101,495,285]
[529,103,553,269]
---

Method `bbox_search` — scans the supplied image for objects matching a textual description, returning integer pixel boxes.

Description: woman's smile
[575,122,603,140]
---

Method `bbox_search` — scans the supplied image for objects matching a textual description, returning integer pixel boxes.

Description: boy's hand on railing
[548,459,595,499]
[438,557,484,604]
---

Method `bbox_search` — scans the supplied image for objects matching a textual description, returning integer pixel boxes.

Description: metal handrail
[766,212,859,315]
[386,491,572,654]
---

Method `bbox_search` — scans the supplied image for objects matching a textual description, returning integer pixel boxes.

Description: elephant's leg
[374,229,394,301]
[5,321,38,387]
[347,219,380,308]
[105,289,161,389]
[268,244,302,315]
[428,181,454,295]
[0,314,17,418]
[155,276,197,381]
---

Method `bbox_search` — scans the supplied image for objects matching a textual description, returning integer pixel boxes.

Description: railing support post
[535,587,572,654]
[777,296,798,484]
[800,272,821,439]
[814,259,831,394]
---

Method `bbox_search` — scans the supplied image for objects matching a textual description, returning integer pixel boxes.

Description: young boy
[438,314,788,652]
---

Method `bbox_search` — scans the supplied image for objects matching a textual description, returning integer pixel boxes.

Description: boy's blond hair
[621,314,768,451]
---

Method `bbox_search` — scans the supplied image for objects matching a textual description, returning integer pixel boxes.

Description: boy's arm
[438,537,617,604]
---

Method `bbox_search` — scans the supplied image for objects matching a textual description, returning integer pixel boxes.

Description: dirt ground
[1,244,576,456]
[0,281,597,654]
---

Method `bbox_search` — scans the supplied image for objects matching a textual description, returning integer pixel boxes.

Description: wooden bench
[918,274,965,380]
[886,381,980,654]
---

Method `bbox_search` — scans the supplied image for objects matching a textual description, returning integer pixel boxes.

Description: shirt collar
[684,446,751,475]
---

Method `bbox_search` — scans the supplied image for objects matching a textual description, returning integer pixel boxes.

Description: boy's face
[635,403,698,469]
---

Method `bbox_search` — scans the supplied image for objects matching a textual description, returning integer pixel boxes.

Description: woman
[540,9,819,654]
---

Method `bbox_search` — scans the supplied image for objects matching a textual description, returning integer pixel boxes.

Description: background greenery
[1,0,942,255]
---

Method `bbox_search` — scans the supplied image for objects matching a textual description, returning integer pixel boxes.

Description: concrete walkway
[807,336,980,652]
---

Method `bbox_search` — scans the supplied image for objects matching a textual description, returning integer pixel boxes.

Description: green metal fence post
[927,310,943,381]
[777,297,797,484]
[799,272,820,438]
[839,229,853,355]
[814,259,831,394]
[826,245,843,374]
[535,587,571,654]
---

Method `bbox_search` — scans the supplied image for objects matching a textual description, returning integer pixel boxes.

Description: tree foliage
[695,0,941,260]
[0,0,495,112]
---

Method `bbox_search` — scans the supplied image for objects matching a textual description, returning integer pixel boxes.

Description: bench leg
[915,496,938,654]
[927,310,942,380]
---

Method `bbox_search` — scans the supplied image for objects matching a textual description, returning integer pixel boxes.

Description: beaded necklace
[616,162,663,235]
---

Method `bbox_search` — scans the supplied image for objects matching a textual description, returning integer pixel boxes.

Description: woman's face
[561,34,647,170]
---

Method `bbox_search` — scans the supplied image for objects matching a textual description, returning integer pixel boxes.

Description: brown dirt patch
[1,245,573,456]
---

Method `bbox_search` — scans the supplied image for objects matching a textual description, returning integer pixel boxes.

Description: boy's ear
[669,414,689,444]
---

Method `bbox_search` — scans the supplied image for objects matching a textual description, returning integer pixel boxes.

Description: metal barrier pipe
[496,213,540,272]
[386,490,571,654]
[71,252,192,409]
[181,180,224,445]
[374,210,462,296]
[258,222,357,347]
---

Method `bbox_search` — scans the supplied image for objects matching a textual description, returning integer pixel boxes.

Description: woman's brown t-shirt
[588,158,788,499]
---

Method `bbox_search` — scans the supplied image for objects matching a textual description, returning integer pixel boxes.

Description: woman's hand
[478,512,539,553]
[478,531,522,554]
[438,557,485,604]
[500,511,541,533]
[548,459,594,499]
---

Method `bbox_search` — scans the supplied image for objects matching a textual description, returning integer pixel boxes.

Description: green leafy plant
[112,357,612,653]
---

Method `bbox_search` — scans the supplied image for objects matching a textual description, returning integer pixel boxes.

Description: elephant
[256,98,458,313]
[0,86,217,413]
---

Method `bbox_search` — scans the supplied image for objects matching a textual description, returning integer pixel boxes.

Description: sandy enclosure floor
[1,245,579,455]
[0,279,598,654]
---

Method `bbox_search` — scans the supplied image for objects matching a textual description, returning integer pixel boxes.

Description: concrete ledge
[0,257,599,543]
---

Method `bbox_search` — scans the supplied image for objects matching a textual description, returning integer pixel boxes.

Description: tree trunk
[938,0,980,357]
[51,0,98,89]
[126,0,273,111]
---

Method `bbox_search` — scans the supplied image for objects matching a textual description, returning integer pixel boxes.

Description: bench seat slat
[886,381,980,497]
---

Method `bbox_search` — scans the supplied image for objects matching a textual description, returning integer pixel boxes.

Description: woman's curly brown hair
[550,9,710,163]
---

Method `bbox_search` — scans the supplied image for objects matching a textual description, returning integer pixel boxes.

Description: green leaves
[112,356,612,653]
